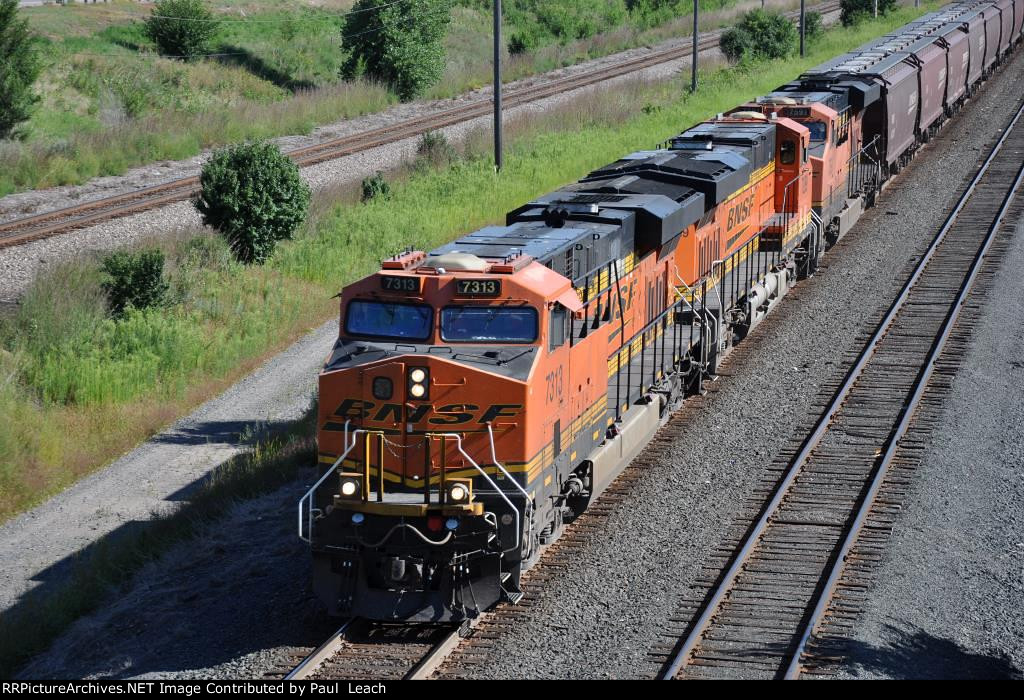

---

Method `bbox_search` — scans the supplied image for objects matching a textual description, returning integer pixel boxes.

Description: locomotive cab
[307,248,587,622]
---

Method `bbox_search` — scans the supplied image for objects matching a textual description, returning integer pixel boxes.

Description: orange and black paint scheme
[305,113,824,622]
[302,2,1019,622]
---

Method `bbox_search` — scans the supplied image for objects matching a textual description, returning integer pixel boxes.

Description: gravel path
[0,319,334,615]
[834,216,1024,681]
[0,0,844,302]
[16,38,1024,683]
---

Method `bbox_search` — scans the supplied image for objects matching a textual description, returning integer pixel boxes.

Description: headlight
[338,473,362,500]
[445,479,472,505]
[407,366,429,400]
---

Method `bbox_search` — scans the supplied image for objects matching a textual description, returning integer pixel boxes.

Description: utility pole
[800,0,805,57]
[493,0,503,172]
[691,0,698,93]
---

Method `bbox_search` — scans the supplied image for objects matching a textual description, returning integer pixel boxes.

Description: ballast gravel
[451,51,1024,679]
[834,217,1024,681]
[16,27,1024,684]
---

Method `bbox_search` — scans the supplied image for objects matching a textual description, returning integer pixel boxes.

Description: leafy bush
[196,141,311,265]
[720,9,797,63]
[341,0,453,101]
[841,0,897,26]
[804,11,824,41]
[361,172,392,203]
[0,0,41,140]
[508,26,542,55]
[416,131,456,167]
[627,0,686,30]
[100,249,170,316]
[508,0,628,45]
[144,0,221,61]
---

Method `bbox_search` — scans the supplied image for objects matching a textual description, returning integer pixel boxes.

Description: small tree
[0,0,41,140]
[840,0,897,26]
[804,11,824,41]
[360,172,392,203]
[144,0,220,61]
[341,0,452,101]
[101,249,170,315]
[720,9,798,63]
[196,141,311,265]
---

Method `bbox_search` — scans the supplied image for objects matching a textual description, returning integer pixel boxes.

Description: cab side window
[780,140,796,165]
[549,306,567,351]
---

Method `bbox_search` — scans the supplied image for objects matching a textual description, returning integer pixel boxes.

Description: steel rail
[0,1,840,250]
[784,108,1024,681]
[661,95,1024,681]
[404,627,464,680]
[284,619,462,680]
[285,620,353,680]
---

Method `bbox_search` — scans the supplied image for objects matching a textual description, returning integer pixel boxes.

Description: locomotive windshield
[441,306,538,343]
[806,121,827,142]
[345,300,433,341]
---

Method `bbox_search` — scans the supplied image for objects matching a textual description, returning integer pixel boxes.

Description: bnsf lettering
[610,280,637,320]
[331,399,521,425]
[726,194,756,230]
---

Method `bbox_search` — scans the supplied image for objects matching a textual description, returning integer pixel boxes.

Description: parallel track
[657,96,1024,680]
[0,2,840,250]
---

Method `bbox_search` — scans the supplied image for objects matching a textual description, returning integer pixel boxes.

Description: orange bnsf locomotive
[298,1,1023,622]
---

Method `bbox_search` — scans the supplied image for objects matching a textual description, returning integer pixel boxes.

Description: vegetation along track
[652,96,1024,680]
[0,1,840,250]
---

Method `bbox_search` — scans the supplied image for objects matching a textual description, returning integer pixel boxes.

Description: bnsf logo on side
[331,399,522,425]
[726,194,756,230]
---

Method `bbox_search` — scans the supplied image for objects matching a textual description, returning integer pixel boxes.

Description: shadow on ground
[215,45,315,92]
[151,419,294,448]
[0,406,325,678]
[843,624,1022,680]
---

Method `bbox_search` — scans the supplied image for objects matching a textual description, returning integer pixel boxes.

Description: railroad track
[268,619,462,681]
[0,1,841,250]
[654,96,1024,680]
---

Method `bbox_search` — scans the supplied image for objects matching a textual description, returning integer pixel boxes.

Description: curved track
[0,2,840,250]
[658,96,1024,680]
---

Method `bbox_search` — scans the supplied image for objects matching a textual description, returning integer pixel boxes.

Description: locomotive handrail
[430,432,524,554]
[298,420,356,542]
[485,423,534,506]
[846,134,882,198]
[673,269,716,375]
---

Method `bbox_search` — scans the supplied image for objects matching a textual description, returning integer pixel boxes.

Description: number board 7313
[380,275,421,294]
[455,279,502,297]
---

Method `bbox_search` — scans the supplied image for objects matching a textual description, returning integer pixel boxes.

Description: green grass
[0,0,803,195]
[0,406,317,679]
[0,3,938,526]
[0,4,938,675]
